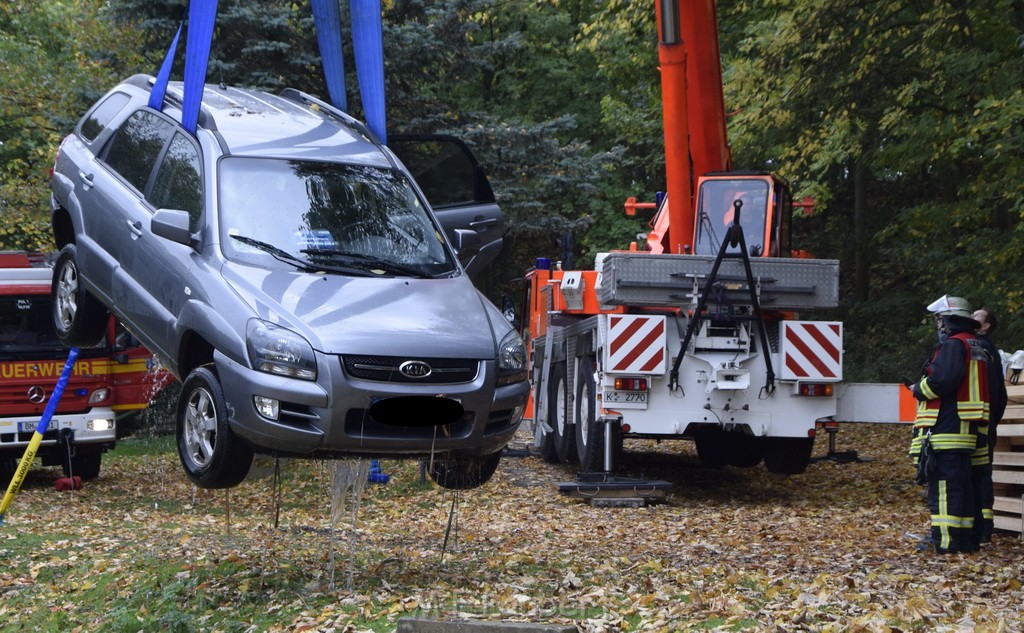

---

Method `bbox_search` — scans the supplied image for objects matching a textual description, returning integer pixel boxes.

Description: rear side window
[150,132,203,231]
[103,110,173,194]
[80,92,130,142]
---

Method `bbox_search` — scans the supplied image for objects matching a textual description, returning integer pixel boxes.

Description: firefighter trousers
[927,451,975,553]
[972,429,994,546]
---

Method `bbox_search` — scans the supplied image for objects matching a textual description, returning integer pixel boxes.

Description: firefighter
[909,295,990,554]
[972,307,1006,545]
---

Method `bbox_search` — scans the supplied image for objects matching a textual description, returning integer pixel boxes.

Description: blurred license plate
[18,420,55,433]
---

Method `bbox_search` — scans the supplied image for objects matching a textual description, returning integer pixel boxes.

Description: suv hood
[221,263,499,358]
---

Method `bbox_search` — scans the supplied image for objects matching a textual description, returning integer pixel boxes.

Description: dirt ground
[2,423,1022,632]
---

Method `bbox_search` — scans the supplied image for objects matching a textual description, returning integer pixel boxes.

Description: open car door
[389,134,503,278]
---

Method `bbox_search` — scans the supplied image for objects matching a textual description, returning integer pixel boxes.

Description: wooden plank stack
[994,382,1024,534]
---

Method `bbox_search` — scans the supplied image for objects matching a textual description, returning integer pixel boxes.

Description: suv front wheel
[51,244,109,347]
[176,366,254,489]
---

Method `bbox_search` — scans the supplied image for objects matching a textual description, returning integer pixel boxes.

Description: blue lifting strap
[311,0,348,113]
[350,0,387,145]
[147,22,183,111]
[181,0,219,134]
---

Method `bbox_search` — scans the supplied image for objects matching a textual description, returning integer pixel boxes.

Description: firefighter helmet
[926,295,973,319]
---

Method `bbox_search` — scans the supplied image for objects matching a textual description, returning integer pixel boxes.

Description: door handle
[78,171,94,188]
[126,219,143,237]
[469,217,500,229]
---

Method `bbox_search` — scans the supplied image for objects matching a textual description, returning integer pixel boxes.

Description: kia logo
[27,386,46,404]
[399,360,432,379]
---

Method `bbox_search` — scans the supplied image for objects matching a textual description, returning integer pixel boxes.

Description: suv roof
[117,74,387,163]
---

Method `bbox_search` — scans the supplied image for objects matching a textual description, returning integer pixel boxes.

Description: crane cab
[693,173,793,258]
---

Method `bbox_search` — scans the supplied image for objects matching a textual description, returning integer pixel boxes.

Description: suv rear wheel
[52,244,109,347]
[176,366,254,489]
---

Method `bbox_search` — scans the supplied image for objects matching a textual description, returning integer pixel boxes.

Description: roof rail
[278,88,382,146]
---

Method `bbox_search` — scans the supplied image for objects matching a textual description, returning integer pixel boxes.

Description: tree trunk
[853,160,869,302]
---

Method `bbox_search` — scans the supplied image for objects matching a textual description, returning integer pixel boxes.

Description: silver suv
[49,75,528,489]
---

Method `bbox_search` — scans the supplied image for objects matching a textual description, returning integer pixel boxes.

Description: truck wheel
[574,357,597,466]
[428,451,502,490]
[1,457,15,488]
[549,362,576,462]
[176,366,254,489]
[762,437,815,475]
[694,429,730,467]
[63,447,102,480]
[51,244,109,348]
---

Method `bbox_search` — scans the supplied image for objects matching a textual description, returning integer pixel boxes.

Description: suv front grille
[342,355,479,384]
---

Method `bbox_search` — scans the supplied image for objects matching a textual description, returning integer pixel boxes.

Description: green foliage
[723,0,1024,379]
[5,0,1024,380]
[0,0,144,252]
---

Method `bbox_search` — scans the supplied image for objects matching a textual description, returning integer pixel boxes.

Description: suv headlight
[496,329,527,386]
[247,320,317,380]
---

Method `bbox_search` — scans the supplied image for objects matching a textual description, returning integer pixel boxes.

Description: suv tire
[427,451,501,490]
[51,244,109,348]
[176,366,254,489]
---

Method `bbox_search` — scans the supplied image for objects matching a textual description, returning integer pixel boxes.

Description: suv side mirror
[152,209,193,246]
[452,229,481,257]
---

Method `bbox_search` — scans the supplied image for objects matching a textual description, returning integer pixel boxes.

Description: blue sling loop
[311,0,348,113]
[147,22,183,111]
[350,0,387,145]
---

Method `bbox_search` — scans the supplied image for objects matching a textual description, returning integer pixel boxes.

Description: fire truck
[523,1,852,478]
[0,252,172,484]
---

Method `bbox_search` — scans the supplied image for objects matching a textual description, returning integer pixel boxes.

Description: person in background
[972,307,1007,544]
[909,295,990,554]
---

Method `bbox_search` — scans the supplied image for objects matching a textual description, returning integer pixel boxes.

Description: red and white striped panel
[780,321,843,381]
[604,315,666,374]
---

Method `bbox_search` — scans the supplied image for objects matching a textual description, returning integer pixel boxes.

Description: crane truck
[522,0,849,480]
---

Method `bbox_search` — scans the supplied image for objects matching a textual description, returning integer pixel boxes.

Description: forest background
[2,0,1023,382]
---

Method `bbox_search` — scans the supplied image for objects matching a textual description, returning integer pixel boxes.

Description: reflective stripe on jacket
[913,331,990,452]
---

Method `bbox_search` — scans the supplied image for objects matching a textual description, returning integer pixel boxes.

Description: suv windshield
[218,158,455,276]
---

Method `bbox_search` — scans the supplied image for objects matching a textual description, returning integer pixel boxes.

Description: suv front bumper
[215,351,528,458]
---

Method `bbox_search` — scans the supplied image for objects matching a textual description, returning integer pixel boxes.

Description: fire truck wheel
[0,457,15,488]
[694,429,730,467]
[427,450,502,490]
[176,366,254,489]
[549,362,576,462]
[63,447,102,480]
[51,244,110,348]
[762,437,815,475]
[574,358,597,465]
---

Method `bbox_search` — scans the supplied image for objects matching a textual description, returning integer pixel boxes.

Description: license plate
[18,420,55,433]
[603,390,648,404]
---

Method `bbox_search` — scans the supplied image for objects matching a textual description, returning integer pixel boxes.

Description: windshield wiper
[230,235,369,276]
[300,248,431,278]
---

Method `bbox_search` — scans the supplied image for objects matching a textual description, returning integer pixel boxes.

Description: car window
[389,136,492,208]
[102,110,174,194]
[150,132,203,231]
[80,92,130,142]
[219,157,455,276]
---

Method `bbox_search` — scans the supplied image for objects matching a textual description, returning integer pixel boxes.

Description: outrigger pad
[557,473,671,503]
